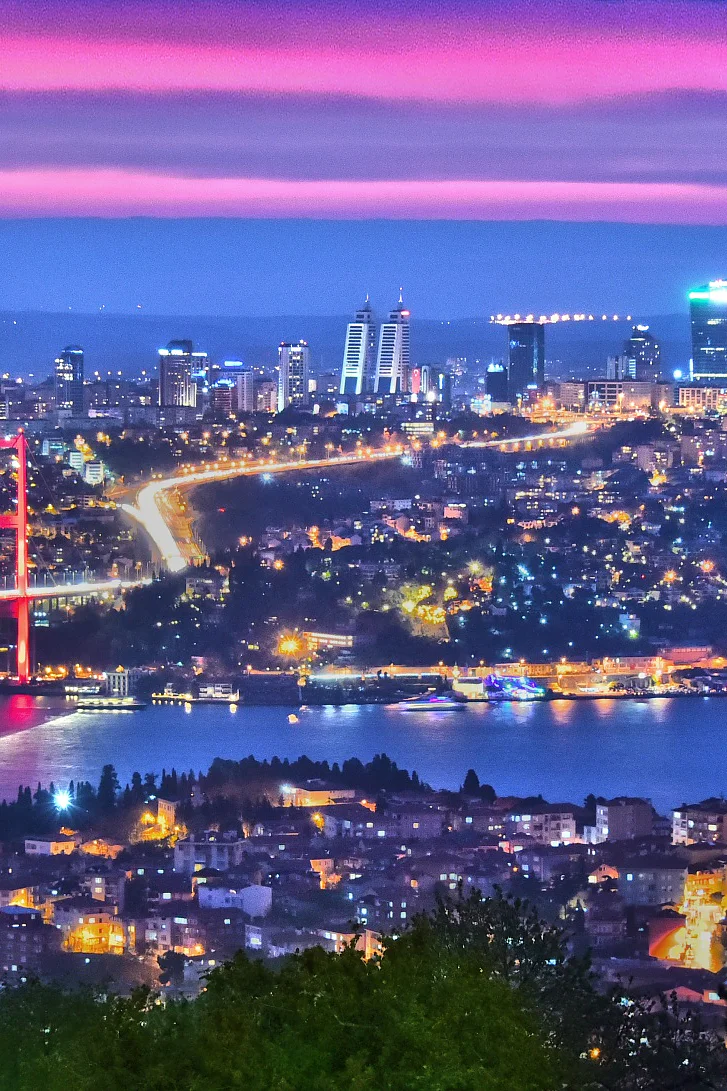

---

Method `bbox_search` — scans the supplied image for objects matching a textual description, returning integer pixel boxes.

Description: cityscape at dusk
[3,1,727,1087]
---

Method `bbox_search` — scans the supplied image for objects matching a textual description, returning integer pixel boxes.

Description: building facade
[340,298,376,396]
[158,340,198,408]
[690,281,727,381]
[507,322,545,402]
[278,341,310,411]
[374,294,410,395]
[54,346,85,415]
[622,325,661,381]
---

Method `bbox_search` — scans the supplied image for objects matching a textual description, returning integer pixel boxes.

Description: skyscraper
[690,281,727,381]
[158,340,198,407]
[485,362,508,402]
[54,345,84,415]
[507,322,545,402]
[374,293,410,395]
[623,324,660,381]
[340,297,376,396]
[278,341,310,411]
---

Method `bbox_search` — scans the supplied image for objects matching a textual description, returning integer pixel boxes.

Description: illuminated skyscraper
[54,345,84,415]
[158,340,198,407]
[623,324,660,381]
[235,371,255,413]
[507,322,544,402]
[690,281,727,381]
[340,297,376,395]
[374,293,410,395]
[485,362,508,402]
[278,341,310,411]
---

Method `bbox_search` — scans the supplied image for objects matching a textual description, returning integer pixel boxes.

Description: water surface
[0,696,723,813]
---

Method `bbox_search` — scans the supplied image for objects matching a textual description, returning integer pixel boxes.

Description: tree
[0,889,725,1089]
[462,768,480,795]
[97,764,120,814]
[157,951,185,989]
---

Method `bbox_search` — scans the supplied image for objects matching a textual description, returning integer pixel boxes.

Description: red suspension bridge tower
[0,432,30,684]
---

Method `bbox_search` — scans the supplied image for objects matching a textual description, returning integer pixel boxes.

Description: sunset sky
[1,0,726,313]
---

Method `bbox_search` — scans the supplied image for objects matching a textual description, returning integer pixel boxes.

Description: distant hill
[0,310,691,381]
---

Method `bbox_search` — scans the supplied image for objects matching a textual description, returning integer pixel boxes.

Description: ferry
[394,691,467,711]
[152,683,240,705]
[70,694,147,712]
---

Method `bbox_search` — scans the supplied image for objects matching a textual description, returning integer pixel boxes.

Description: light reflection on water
[0,696,723,813]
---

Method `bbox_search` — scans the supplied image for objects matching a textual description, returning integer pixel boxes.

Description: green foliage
[0,890,724,1090]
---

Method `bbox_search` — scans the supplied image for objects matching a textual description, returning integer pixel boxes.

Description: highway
[121,421,601,573]
[121,447,404,571]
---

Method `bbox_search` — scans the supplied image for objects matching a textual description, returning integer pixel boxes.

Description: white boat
[394,693,467,711]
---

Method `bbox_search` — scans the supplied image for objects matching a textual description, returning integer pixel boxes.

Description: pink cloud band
[3,170,727,222]
[3,32,727,103]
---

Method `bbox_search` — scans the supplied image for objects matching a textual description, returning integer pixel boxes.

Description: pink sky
[3,170,727,222]
[3,31,727,103]
[3,1,727,220]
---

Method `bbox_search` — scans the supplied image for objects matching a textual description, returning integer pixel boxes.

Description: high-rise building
[256,380,277,413]
[374,293,410,395]
[410,365,431,399]
[485,362,508,403]
[623,324,660,381]
[340,297,376,396]
[235,371,255,413]
[606,354,634,381]
[507,322,545,402]
[278,341,310,411]
[690,281,727,381]
[54,346,84,415]
[158,340,198,408]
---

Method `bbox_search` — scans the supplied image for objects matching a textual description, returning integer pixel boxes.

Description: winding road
[122,421,600,572]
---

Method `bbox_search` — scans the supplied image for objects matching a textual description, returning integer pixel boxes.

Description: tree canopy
[0,890,724,1090]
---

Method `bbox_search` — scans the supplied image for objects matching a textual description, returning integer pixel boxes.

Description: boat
[484,674,546,702]
[394,692,467,711]
[71,695,147,712]
[151,683,241,705]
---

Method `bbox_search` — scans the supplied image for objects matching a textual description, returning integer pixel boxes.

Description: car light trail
[122,449,402,572]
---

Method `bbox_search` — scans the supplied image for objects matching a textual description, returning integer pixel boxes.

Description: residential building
[174,835,247,875]
[618,858,687,906]
[673,800,727,845]
[595,798,654,843]
[506,804,577,846]
[236,370,255,412]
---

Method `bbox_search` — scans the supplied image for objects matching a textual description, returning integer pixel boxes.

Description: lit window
[626,873,633,881]
[465,816,473,824]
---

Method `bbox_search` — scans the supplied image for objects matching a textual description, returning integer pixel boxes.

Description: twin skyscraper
[339,294,411,396]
